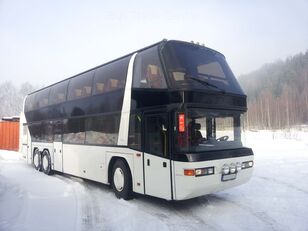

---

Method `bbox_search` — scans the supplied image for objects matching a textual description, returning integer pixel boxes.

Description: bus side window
[63,118,85,144]
[67,71,94,101]
[145,114,168,157]
[92,56,131,95]
[49,80,69,105]
[133,46,167,89]
[53,121,63,142]
[128,113,142,151]
[85,114,120,146]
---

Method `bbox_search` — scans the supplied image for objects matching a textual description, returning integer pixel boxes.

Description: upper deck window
[67,71,94,101]
[49,80,69,105]
[133,46,167,89]
[25,94,34,112]
[93,56,130,95]
[36,88,50,108]
[162,41,244,94]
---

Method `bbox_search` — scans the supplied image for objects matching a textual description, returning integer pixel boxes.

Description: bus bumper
[172,156,253,200]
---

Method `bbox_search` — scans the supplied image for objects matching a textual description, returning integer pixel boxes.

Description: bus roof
[27,39,224,96]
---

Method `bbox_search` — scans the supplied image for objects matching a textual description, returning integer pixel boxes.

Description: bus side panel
[62,144,108,183]
[172,156,253,200]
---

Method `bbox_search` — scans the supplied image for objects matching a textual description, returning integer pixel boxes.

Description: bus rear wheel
[111,159,133,200]
[33,149,41,171]
[42,150,53,175]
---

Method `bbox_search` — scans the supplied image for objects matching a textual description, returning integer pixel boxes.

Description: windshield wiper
[185,74,225,93]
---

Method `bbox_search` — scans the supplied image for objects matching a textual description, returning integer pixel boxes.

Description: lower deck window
[85,114,120,145]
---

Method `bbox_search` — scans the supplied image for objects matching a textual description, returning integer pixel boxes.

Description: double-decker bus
[20,40,254,200]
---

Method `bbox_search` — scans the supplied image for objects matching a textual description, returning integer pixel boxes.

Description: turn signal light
[184,169,195,176]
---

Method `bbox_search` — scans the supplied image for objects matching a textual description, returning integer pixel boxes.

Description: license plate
[222,173,237,181]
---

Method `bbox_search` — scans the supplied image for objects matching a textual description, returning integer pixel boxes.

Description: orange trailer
[0,120,20,151]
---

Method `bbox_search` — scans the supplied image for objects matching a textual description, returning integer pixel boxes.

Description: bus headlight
[222,164,230,175]
[230,163,236,174]
[195,167,215,177]
[185,167,215,177]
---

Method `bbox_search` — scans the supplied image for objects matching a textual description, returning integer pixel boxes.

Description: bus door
[143,113,172,200]
[22,124,32,164]
[53,121,63,172]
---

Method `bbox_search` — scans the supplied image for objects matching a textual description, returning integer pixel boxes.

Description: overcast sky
[1,0,308,86]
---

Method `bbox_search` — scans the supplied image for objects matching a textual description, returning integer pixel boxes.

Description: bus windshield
[162,41,244,94]
[175,109,244,153]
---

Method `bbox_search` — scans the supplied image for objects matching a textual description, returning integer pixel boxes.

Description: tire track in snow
[133,195,219,231]
[206,195,283,231]
[54,174,108,231]
[255,175,308,195]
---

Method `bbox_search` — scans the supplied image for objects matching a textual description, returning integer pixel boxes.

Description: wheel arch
[107,156,133,185]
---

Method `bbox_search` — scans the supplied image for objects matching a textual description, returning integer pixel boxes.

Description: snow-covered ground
[1,131,308,231]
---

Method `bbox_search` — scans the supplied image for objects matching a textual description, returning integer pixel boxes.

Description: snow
[1,131,308,231]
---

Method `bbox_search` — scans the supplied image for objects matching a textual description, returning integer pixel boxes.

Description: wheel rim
[42,154,49,170]
[113,167,124,192]
[34,152,39,168]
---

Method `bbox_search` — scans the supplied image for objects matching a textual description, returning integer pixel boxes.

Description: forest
[238,50,308,129]
[0,82,35,119]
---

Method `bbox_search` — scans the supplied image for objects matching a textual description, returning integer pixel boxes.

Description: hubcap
[43,155,49,170]
[113,167,124,192]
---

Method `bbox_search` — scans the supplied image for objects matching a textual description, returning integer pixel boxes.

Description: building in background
[0,116,20,151]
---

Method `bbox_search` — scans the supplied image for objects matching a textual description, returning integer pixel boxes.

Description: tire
[111,159,133,200]
[41,150,53,175]
[33,149,41,171]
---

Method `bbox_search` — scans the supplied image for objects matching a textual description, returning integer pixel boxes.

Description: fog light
[222,164,230,175]
[236,162,242,171]
[230,163,236,174]
[242,161,254,169]
[207,167,214,175]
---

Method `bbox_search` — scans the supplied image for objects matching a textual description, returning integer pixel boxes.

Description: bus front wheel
[33,149,41,171]
[111,159,133,200]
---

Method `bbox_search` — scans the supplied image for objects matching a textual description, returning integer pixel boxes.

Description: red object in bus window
[178,114,185,132]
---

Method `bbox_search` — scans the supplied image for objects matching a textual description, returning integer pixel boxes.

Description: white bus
[20,40,254,200]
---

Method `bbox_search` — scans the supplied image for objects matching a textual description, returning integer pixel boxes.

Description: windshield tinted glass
[175,109,244,153]
[162,41,244,94]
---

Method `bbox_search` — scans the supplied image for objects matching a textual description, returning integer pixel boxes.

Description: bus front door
[144,113,172,200]
[53,121,63,172]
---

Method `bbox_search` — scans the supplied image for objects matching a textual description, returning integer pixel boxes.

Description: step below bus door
[143,113,172,200]
[53,121,63,172]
